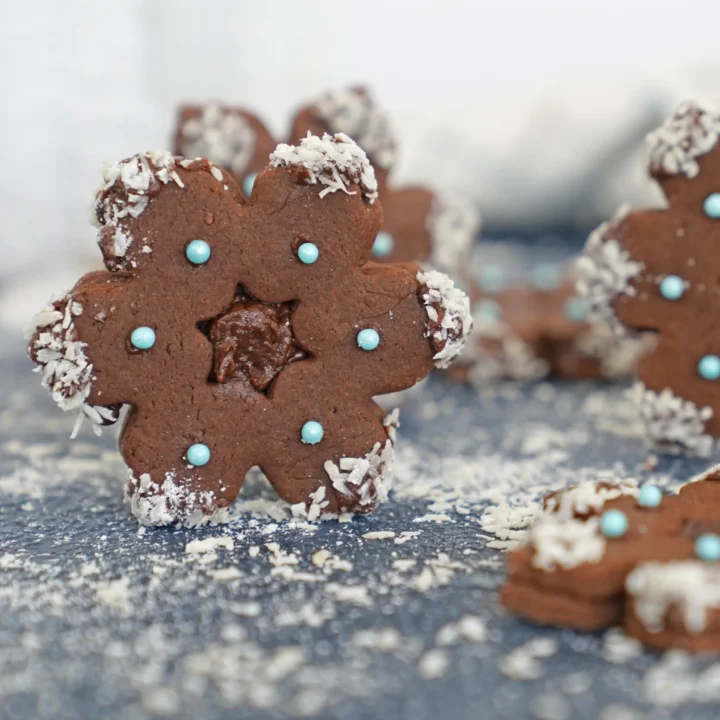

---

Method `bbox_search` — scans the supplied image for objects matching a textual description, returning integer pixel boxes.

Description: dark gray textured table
[2,339,720,720]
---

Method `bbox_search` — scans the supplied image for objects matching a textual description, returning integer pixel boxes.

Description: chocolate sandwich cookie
[28,134,471,526]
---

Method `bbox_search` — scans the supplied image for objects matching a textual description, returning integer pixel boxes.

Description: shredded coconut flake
[417,270,473,369]
[426,195,481,276]
[631,382,714,457]
[469,318,548,386]
[574,322,654,379]
[530,516,606,571]
[313,88,396,170]
[269,132,378,203]
[646,100,720,178]
[544,478,639,519]
[126,470,231,528]
[27,295,114,438]
[627,560,720,634]
[179,105,257,176]
[324,411,399,510]
[576,205,644,330]
[94,151,195,268]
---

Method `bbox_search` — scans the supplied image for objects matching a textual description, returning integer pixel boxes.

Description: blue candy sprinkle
[659,275,685,301]
[637,485,662,508]
[699,354,720,381]
[301,421,324,445]
[696,533,720,562]
[372,231,394,258]
[130,326,156,350]
[478,265,506,294]
[704,193,720,219]
[186,239,211,265]
[297,242,319,264]
[243,172,258,197]
[473,299,502,322]
[187,443,211,467]
[564,296,589,323]
[600,509,628,539]
[357,328,380,351]
[531,263,560,291]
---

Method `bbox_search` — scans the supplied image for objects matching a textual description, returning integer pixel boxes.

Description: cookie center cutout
[202,288,306,392]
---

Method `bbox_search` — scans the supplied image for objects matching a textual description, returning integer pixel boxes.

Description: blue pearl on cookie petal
[478,265,506,294]
[699,354,720,381]
[473,299,502,322]
[531,262,560,291]
[187,443,211,467]
[357,328,380,351]
[186,239,211,265]
[637,485,662,508]
[696,533,720,562]
[130,326,155,350]
[704,193,720,219]
[600,509,628,539]
[243,172,258,197]
[297,242,319,264]
[372,231,394,258]
[564,296,589,323]
[659,275,685,301]
[301,421,324,445]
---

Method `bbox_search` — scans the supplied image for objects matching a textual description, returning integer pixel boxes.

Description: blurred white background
[2,0,719,326]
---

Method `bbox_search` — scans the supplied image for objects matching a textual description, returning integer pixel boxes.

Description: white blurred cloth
[3,0,720,326]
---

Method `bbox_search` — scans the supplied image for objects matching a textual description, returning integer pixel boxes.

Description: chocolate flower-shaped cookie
[578,101,720,456]
[454,265,648,386]
[27,135,471,526]
[501,468,720,653]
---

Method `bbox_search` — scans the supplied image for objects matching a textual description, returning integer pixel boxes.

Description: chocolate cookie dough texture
[501,467,720,652]
[289,86,480,279]
[578,101,720,456]
[27,134,471,527]
[457,264,648,387]
[174,104,276,199]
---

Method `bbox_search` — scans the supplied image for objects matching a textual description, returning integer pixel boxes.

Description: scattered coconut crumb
[418,649,450,679]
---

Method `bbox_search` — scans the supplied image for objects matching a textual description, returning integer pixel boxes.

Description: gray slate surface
[1,343,720,720]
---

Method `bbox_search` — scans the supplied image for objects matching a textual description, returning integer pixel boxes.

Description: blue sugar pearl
[243,172,258,197]
[699,354,720,381]
[600,509,628,539]
[696,533,720,562]
[186,239,211,265]
[357,328,380,351]
[372,231,394,258]
[479,265,506,294]
[130,326,155,350]
[564,295,589,323]
[531,263,560,291]
[704,193,720,218]
[301,421,324,445]
[659,275,685,301]
[637,485,662,508]
[473,299,502,322]
[187,443,211,467]
[297,242,319,264]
